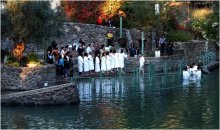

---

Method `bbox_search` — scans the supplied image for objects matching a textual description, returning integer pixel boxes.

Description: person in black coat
[77,43,84,56]
[63,54,70,79]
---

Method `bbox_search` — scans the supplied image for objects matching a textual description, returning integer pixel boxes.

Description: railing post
[99,71,102,79]
[203,56,205,66]
[164,62,167,76]
[149,63,155,78]
[119,69,122,78]
[132,77,135,87]
[149,77,152,87]
[179,60,182,75]
[71,77,73,83]
[112,78,115,88]
[136,68,139,77]
[119,16,123,38]
[161,76,165,89]
[91,78,95,92]
[148,64,151,78]
[141,31,144,55]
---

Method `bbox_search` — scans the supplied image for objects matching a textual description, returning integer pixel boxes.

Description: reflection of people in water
[77,78,126,101]
[138,77,144,91]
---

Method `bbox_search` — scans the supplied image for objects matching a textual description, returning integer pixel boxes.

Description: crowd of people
[46,40,131,79]
[46,33,177,79]
[77,43,128,75]
[46,42,75,79]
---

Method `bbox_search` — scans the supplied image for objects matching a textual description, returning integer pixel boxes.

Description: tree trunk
[13,41,25,62]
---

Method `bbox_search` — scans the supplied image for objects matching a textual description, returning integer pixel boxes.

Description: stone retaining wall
[1,83,80,105]
[175,40,218,64]
[54,22,142,49]
[124,41,218,72]
[1,38,43,54]
[1,64,56,90]
[125,53,184,73]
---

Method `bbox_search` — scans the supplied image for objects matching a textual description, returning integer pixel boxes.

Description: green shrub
[167,30,192,42]
[27,52,39,63]
[5,55,20,67]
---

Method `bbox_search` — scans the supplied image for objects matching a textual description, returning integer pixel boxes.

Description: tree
[190,2,219,41]
[2,1,58,44]
[120,1,158,31]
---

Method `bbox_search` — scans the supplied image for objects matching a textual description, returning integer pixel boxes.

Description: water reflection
[1,69,219,129]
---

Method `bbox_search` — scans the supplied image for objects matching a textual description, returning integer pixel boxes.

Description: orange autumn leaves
[62,1,123,23]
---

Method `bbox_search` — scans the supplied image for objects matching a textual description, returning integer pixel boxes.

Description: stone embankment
[1,83,80,105]
[1,64,56,90]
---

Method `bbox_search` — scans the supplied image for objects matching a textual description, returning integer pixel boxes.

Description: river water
[1,69,219,129]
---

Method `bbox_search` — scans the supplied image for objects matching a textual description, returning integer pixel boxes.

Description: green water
[1,69,219,129]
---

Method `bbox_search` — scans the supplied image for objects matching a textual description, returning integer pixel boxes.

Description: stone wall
[174,40,218,65]
[54,22,141,49]
[1,83,80,105]
[1,38,45,60]
[1,38,43,53]
[1,64,56,90]
[124,40,218,72]
[125,53,184,73]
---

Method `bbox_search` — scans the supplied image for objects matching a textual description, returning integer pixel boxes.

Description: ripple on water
[1,69,219,129]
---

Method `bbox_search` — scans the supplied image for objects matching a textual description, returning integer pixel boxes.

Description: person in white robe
[86,44,92,54]
[195,66,202,81]
[195,67,202,89]
[119,49,127,71]
[106,52,111,72]
[77,54,84,75]
[183,66,190,80]
[182,66,190,86]
[189,65,196,81]
[109,50,114,71]
[83,53,89,73]
[101,53,107,72]
[112,50,116,71]
[95,53,100,72]
[114,50,120,71]
[88,52,94,72]
[139,54,145,74]
[191,63,198,72]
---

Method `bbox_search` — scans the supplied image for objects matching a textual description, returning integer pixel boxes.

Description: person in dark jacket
[63,54,70,79]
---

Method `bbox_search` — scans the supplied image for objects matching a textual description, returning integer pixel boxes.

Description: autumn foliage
[62,1,104,23]
[61,1,123,24]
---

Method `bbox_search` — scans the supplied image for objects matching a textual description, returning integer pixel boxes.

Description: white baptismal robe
[101,56,107,71]
[88,54,94,71]
[106,55,111,71]
[95,57,100,72]
[78,56,84,72]
[139,56,145,68]
[83,56,89,72]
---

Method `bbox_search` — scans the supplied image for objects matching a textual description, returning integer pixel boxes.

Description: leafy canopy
[1,1,59,44]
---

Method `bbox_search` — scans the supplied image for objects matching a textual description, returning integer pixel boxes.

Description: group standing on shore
[77,43,128,75]
[46,38,131,78]
[45,32,178,79]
